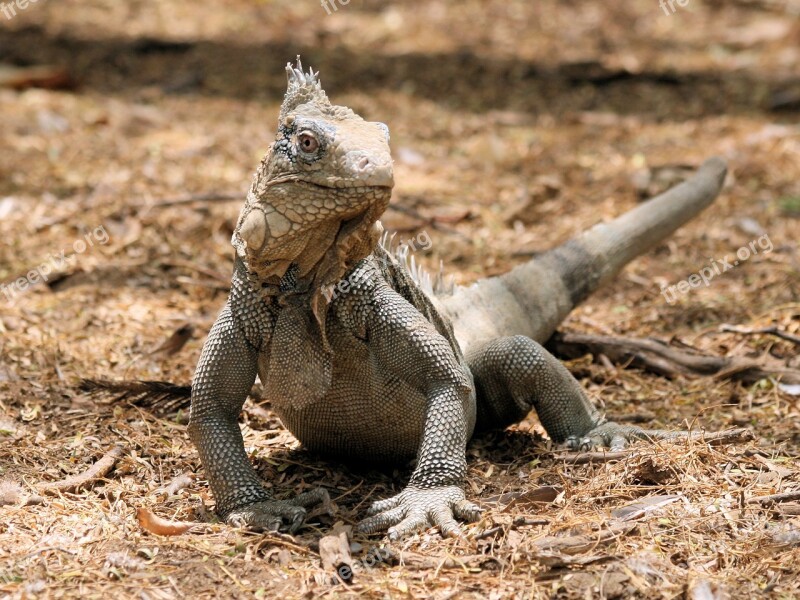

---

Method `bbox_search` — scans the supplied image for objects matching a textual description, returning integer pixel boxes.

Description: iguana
[96,59,728,540]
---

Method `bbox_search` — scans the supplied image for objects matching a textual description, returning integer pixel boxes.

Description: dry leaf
[136,508,196,536]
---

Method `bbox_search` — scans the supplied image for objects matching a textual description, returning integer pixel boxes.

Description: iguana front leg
[356,383,483,539]
[188,285,328,532]
[348,285,482,540]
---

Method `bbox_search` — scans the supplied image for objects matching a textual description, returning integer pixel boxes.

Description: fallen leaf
[136,508,196,536]
[0,64,72,89]
[611,495,681,521]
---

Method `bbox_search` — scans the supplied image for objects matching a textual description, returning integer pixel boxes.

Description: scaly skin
[187,59,713,540]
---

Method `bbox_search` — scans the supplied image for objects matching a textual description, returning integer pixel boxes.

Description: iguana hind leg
[468,335,673,448]
[469,335,602,440]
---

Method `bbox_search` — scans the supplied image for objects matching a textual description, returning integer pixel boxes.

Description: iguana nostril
[346,150,393,186]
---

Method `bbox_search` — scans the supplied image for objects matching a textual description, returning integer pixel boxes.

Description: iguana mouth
[264,176,394,191]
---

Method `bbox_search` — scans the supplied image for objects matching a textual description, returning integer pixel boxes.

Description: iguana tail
[440,156,728,352]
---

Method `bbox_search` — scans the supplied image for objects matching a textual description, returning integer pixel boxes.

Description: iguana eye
[297,132,319,153]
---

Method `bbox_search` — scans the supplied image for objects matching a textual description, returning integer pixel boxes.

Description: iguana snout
[340,146,393,188]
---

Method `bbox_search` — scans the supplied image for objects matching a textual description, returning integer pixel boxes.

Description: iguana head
[233,58,394,298]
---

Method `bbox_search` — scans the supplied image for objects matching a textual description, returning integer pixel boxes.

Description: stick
[747,490,800,505]
[38,443,125,494]
[532,522,637,555]
[80,379,193,414]
[549,332,800,385]
[720,325,800,347]
[555,450,630,465]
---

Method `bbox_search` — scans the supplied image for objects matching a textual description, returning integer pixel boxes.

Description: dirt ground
[1,1,799,598]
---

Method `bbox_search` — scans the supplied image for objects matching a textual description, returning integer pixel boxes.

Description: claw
[288,510,306,534]
[358,485,479,540]
[224,487,330,534]
[430,505,462,538]
[388,512,428,540]
[565,422,693,452]
[452,498,482,523]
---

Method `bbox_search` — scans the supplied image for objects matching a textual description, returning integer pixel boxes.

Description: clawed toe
[225,488,330,534]
[565,422,699,452]
[357,485,481,540]
[227,502,307,533]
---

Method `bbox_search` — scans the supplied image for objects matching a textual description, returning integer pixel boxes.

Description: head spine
[280,57,332,122]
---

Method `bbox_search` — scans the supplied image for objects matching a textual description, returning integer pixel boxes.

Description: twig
[513,516,550,526]
[720,324,800,347]
[38,443,125,494]
[475,525,505,540]
[554,450,630,465]
[701,428,756,446]
[394,551,492,570]
[80,379,192,414]
[747,490,800,505]
[531,522,637,555]
[549,331,800,385]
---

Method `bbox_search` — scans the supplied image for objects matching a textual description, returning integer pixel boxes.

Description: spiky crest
[279,57,332,122]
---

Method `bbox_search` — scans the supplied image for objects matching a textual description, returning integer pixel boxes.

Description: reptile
[93,59,728,540]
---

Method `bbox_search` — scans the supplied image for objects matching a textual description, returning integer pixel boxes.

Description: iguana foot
[565,421,685,452]
[225,488,330,534]
[356,485,482,540]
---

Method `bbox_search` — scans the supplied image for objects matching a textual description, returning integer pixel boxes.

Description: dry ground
[1,1,799,598]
